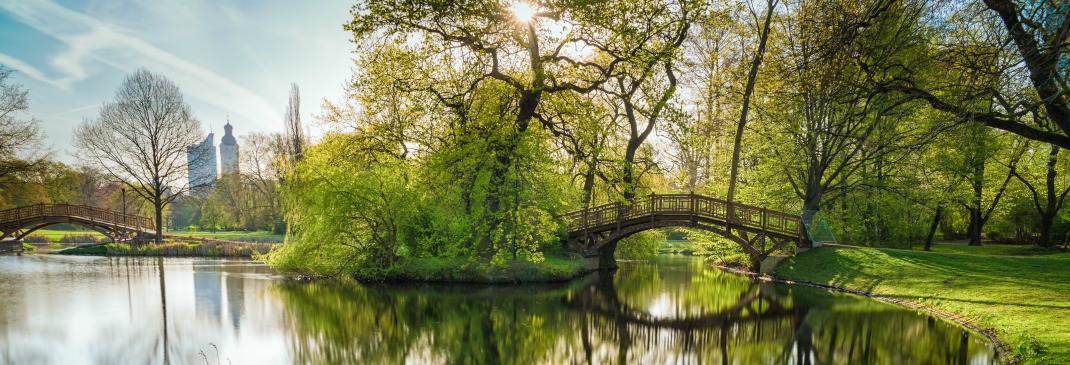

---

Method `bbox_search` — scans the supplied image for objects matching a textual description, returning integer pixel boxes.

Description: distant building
[219,122,240,174]
[187,132,217,194]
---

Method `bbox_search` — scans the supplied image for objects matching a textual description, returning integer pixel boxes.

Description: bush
[22,235,49,243]
[690,230,752,268]
[58,234,106,244]
[615,230,664,260]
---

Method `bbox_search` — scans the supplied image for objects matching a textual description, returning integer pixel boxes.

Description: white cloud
[0,52,68,89]
[0,0,279,125]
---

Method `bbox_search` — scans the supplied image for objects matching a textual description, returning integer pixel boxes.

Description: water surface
[0,254,995,364]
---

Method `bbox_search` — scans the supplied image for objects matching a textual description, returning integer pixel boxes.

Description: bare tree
[283,83,304,164]
[0,66,48,183]
[241,132,281,227]
[75,68,204,242]
[74,164,105,207]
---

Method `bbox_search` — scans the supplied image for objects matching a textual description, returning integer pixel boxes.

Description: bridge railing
[0,203,155,232]
[563,194,802,238]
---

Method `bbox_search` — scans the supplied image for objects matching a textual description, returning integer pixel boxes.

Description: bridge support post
[597,241,618,270]
[582,240,619,271]
[0,239,24,256]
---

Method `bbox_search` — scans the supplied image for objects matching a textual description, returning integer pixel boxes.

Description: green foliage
[265,121,576,279]
[615,230,664,260]
[686,229,752,267]
[1015,333,1048,364]
[266,133,418,276]
[658,239,699,254]
[167,229,283,242]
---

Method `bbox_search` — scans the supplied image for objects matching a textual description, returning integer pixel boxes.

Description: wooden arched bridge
[562,194,807,269]
[0,204,156,252]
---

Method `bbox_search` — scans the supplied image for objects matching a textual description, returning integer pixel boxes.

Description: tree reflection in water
[272,256,995,364]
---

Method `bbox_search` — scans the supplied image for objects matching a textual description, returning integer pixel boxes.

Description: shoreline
[51,237,274,258]
[710,263,1012,364]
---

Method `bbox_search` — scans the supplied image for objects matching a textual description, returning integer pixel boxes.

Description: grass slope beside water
[56,238,274,257]
[356,256,590,284]
[772,245,1070,365]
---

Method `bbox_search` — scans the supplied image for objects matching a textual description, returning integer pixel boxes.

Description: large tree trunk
[154,193,164,244]
[796,179,825,248]
[582,167,596,208]
[924,205,943,251]
[968,159,985,246]
[622,139,641,201]
[1038,212,1055,248]
[1038,146,1060,247]
[599,240,619,270]
[967,207,982,246]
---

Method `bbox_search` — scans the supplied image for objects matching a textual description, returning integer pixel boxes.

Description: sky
[0,0,355,162]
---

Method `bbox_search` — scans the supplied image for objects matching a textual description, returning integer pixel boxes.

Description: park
[1,0,1068,363]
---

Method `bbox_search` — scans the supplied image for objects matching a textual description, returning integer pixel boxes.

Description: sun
[510,1,536,23]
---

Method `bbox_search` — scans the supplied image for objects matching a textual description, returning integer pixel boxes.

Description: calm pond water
[0,254,995,364]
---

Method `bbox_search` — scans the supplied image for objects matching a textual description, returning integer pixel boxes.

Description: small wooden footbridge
[0,204,155,254]
[562,194,810,269]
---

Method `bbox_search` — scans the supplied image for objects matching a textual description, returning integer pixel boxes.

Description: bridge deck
[563,194,803,240]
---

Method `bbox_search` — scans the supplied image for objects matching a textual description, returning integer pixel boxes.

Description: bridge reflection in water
[273,256,996,364]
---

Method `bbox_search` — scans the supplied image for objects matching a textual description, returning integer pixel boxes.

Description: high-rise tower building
[220,122,240,174]
[187,132,217,193]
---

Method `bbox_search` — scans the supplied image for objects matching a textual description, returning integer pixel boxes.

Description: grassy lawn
[29,229,105,242]
[919,242,1064,256]
[166,229,283,240]
[773,245,1070,365]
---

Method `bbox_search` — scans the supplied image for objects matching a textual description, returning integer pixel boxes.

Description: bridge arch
[10,220,116,240]
[566,271,798,330]
[562,194,807,270]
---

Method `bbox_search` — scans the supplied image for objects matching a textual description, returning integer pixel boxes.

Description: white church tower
[219,121,240,174]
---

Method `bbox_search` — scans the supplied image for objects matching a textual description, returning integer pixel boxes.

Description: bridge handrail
[0,203,155,232]
[562,194,801,238]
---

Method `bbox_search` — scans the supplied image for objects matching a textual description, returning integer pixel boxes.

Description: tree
[74,164,105,207]
[887,0,1070,148]
[1009,139,1070,247]
[0,66,47,195]
[242,132,283,232]
[346,0,701,259]
[667,6,746,194]
[282,83,305,166]
[726,0,777,204]
[75,68,205,242]
[759,0,934,217]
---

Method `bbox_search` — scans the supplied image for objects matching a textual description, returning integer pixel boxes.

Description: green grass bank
[320,256,591,284]
[771,245,1070,365]
[56,237,274,258]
